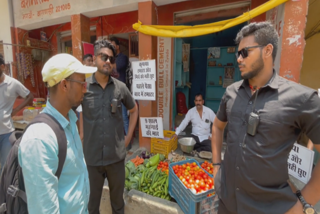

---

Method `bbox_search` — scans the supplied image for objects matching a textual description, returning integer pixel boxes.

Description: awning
[132,0,288,38]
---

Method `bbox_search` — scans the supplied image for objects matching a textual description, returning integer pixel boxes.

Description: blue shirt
[18,101,90,214]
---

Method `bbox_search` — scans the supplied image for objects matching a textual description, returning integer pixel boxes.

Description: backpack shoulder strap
[25,113,67,179]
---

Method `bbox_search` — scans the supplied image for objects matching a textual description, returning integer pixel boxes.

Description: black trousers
[190,134,212,152]
[218,199,235,214]
[87,160,125,214]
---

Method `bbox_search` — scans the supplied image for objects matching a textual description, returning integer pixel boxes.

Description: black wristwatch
[296,190,317,214]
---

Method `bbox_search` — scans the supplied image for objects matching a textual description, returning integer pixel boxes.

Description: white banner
[140,117,164,138]
[157,37,171,130]
[132,80,156,101]
[132,60,156,81]
[288,143,314,184]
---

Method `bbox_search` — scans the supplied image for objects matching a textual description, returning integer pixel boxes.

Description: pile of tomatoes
[201,161,214,174]
[157,161,169,175]
[172,162,214,194]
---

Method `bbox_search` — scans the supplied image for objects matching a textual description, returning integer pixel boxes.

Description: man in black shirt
[82,39,138,214]
[110,37,130,137]
[212,22,320,214]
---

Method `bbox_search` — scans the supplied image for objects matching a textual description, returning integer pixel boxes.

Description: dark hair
[195,93,203,100]
[235,22,279,62]
[109,37,120,46]
[0,54,4,66]
[94,39,116,57]
[83,54,93,61]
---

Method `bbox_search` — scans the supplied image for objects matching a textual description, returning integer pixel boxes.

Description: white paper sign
[140,117,164,138]
[132,80,156,100]
[132,60,156,81]
[288,143,314,184]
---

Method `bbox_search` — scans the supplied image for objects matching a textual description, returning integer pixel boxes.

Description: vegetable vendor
[173,93,216,152]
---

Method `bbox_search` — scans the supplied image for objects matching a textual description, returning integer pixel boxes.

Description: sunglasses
[235,45,264,59]
[97,53,115,64]
[65,79,87,88]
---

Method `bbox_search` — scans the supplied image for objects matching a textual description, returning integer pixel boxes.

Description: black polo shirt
[215,71,320,214]
[82,74,135,166]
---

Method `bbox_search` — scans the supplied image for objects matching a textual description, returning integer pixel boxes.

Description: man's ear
[60,79,68,91]
[264,44,274,59]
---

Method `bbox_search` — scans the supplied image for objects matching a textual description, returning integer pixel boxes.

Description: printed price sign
[132,60,156,81]
[132,81,156,101]
[140,117,164,138]
[288,143,314,184]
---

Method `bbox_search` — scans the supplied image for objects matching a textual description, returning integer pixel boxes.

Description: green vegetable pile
[125,153,171,200]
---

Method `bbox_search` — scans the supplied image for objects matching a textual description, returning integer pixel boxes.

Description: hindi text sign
[132,81,156,101]
[288,143,314,184]
[132,60,156,81]
[140,117,164,138]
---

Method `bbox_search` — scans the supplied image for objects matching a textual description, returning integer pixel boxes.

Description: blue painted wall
[182,24,245,108]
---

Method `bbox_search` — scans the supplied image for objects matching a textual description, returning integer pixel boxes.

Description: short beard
[97,67,112,77]
[241,53,264,80]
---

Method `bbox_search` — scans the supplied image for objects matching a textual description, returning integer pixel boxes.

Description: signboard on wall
[288,143,314,184]
[266,3,285,73]
[16,0,73,26]
[132,60,156,81]
[157,37,171,130]
[132,81,156,101]
[14,0,143,29]
[140,117,164,138]
[132,59,156,101]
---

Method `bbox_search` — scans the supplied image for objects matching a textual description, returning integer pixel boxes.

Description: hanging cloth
[132,0,288,38]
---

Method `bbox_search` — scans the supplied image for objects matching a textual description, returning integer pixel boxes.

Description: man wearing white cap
[18,54,96,214]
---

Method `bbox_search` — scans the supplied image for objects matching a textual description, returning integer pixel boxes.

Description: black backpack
[0,113,67,214]
[125,59,133,92]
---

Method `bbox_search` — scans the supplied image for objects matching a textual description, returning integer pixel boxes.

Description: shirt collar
[88,73,114,85]
[2,74,10,84]
[238,70,279,90]
[44,101,77,129]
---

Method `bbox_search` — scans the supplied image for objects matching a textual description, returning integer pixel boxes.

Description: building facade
[0,0,310,149]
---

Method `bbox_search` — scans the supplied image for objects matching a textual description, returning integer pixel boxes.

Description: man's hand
[11,108,19,117]
[284,200,303,214]
[172,134,178,141]
[209,136,212,140]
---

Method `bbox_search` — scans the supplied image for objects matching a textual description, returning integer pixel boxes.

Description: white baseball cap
[42,53,97,87]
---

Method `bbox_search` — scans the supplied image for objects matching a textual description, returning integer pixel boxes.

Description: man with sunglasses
[211,22,320,214]
[18,54,96,213]
[82,39,138,214]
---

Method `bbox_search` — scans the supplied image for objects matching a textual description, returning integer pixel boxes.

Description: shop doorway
[172,10,248,128]
[59,27,97,54]
[109,32,139,61]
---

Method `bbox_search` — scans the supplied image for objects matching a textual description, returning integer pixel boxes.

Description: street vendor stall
[12,98,46,130]
[122,133,219,214]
